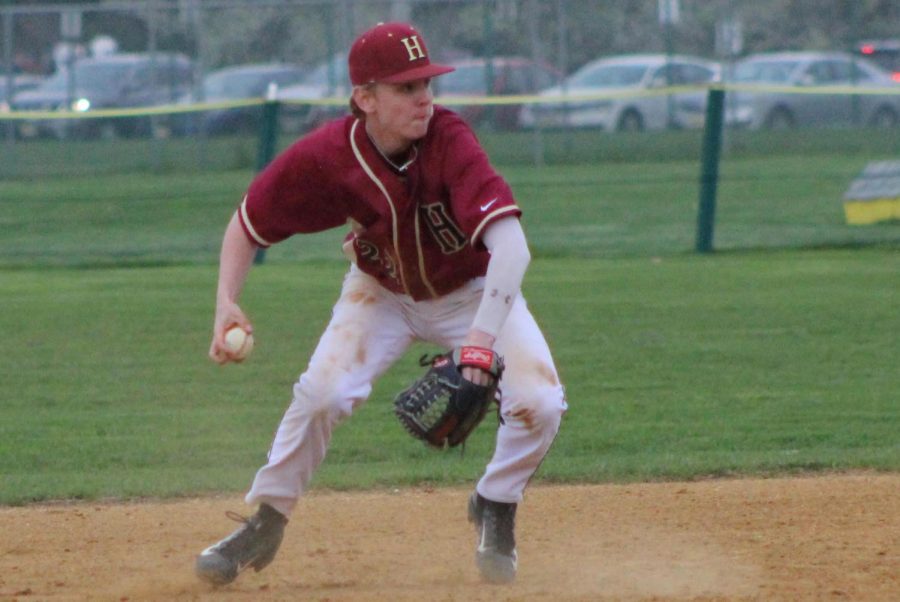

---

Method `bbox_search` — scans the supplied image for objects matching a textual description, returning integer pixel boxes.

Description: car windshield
[439,65,486,95]
[303,56,348,90]
[733,60,800,83]
[203,71,272,98]
[567,64,648,88]
[40,62,136,92]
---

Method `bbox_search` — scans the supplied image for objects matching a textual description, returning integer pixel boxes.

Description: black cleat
[468,492,517,584]
[195,503,287,586]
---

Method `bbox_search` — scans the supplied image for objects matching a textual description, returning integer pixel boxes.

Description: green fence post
[253,89,281,265]
[482,1,496,129]
[695,87,725,254]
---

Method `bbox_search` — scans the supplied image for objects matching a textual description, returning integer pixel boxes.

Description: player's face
[362,78,434,153]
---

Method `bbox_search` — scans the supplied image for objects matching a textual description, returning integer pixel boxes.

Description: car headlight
[72,98,91,112]
[732,106,753,122]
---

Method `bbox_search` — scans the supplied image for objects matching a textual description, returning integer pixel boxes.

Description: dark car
[171,63,308,136]
[858,40,900,82]
[12,53,193,139]
[434,57,561,130]
[0,74,45,105]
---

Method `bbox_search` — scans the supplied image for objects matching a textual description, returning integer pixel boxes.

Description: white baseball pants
[246,265,567,516]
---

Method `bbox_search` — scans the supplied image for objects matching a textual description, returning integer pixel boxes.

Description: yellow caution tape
[0,98,267,121]
[1,82,898,121]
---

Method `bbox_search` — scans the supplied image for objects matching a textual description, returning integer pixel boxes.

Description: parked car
[0,74,45,103]
[726,51,900,130]
[169,63,308,136]
[12,53,193,139]
[277,53,350,134]
[434,56,561,130]
[857,39,900,82]
[519,53,720,131]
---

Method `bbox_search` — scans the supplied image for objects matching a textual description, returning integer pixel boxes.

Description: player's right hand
[209,301,253,365]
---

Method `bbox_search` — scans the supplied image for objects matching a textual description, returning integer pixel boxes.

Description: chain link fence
[0,0,897,259]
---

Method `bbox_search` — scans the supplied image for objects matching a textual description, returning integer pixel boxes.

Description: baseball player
[195,21,567,586]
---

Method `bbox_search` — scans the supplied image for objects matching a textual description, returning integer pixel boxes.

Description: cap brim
[380,63,455,84]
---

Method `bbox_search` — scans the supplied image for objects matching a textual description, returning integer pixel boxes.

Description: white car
[519,53,720,131]
[726,51,900,129]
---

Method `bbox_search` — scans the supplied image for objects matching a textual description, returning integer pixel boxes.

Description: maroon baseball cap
[348,22,454,86]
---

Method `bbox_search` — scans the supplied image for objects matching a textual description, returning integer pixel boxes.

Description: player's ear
[351,84,377,116]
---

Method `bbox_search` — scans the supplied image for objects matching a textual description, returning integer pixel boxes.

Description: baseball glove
[394,346,504,449]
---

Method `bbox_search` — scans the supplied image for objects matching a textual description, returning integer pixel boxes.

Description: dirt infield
[1,473,897,601]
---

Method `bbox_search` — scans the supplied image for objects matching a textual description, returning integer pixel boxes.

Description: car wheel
[868,106,898,128]
[98,121,119,140]
[495,107,521,131]
[616,109,643,132]
[152,123,172,140]
[17,122,39,140]
[764,107,794,130]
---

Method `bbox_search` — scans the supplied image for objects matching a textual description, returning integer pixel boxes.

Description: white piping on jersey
[239,195,272,247]
[349,119,410,296]
[413,209,439,298]
[471,205,521,246]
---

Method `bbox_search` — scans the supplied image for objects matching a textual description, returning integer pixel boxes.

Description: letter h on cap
[400,36,426,61]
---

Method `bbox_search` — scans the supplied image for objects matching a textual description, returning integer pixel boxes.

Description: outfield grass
[1,156,897,269]
[2,122,898,180]
[3,249,898,505]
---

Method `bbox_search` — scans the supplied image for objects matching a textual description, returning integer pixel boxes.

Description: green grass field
[1,136,898,506]
[1,157,897,269]
[3,251,898,505]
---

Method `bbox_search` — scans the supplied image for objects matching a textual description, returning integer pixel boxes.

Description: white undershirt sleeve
[470,217,531,338]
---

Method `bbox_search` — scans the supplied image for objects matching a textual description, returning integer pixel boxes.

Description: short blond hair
[349,83,375,120]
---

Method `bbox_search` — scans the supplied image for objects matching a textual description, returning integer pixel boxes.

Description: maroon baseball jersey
[238,106,521,301]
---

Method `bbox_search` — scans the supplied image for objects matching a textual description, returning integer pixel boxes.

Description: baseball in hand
[224,325,254,360]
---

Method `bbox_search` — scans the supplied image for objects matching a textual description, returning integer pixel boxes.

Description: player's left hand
[393,345,504,448]
[462,329,496,386]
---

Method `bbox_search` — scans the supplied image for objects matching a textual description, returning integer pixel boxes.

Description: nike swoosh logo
[480,198,499,212]
[236,561,251,572]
